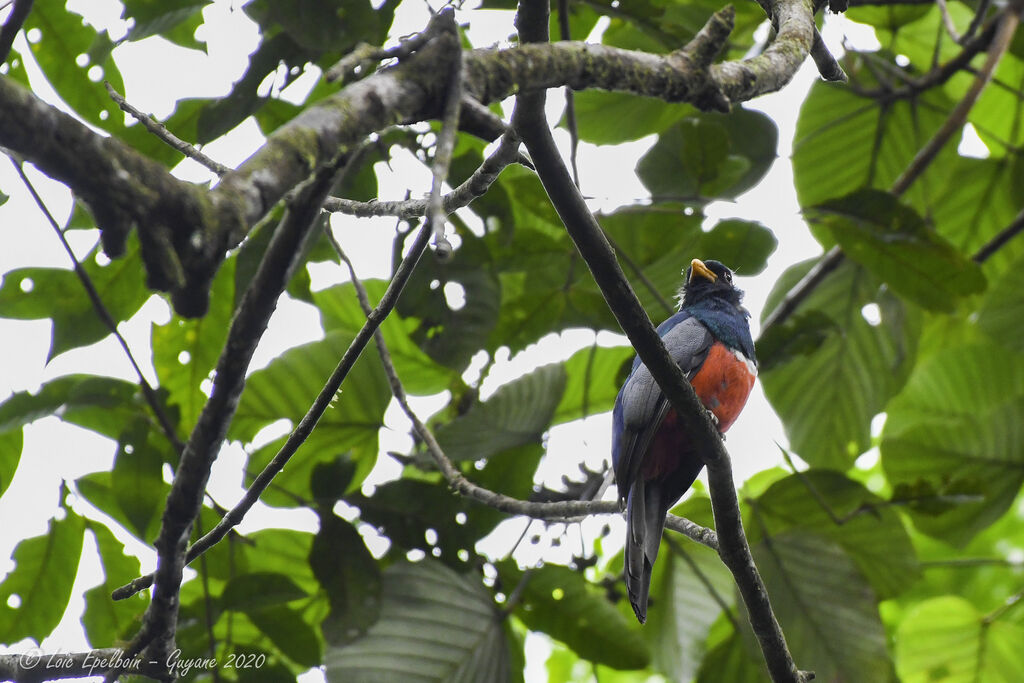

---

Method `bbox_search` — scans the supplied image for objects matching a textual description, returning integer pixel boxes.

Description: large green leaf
[0,428,21,501]
[648,518,734,680]
[152,255,235,431]
[751,532,894,682]
[246,0,396,53]
[567,91,693,145]
[0,508,85,643]
[810,189,986,311]
[754,470,919,598]
[397,231,502,370]
[110,418,169,541]
[230,329,391,455]
[792,82,954,212]
[76,469,171,544]
[0,241,150,360]
[314,280,454,396]
[221,572,309,612]
[695,631,767,683]
[122,0,209,51]
[325,559,518,682]
[310,513,381,646]
[435,363,567,462]
[346,479,502,569]
[245,604,323,668]
[497,561,649,670]
[881,342,1024,545]
[0,375,141,442]
[760,258,919,468]
[553,345,633,424]
[636,109,777,203]
[977,251,1024,352]
[82,522,145,646]
[896,596,1024,683]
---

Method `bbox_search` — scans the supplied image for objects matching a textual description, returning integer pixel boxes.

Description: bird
[612,258,757,624]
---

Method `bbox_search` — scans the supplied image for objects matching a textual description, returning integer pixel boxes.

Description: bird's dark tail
[624,481,668,624]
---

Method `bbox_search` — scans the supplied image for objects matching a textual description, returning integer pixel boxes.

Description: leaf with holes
[0,240,150,360]
[497,561,649,670]
[760,258,920,468]
[325,559,520,683]
[0,508,85,643]
[83,523,145,646]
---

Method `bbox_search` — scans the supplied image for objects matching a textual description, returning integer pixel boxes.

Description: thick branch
[0,0,836,317]
[513,2,807,680]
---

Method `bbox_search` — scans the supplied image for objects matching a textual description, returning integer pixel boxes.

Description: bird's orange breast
[689,342,757,432]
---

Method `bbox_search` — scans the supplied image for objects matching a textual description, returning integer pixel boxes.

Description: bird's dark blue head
[678,259,755,361]
[678,259,744,309]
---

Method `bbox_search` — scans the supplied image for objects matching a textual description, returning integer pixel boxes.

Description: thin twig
[890,8,1020,197]
[962,0,993,43]
[105,82,230,176]
[512,2,808,680]
[936,0,962,42]
[108,150,352,676]
[973,206,1024,263]
[0,0,31,64]
[12,159,185,454]
[322,127,525,219]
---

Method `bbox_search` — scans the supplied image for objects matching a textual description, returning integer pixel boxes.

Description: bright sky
[0,0,880,679]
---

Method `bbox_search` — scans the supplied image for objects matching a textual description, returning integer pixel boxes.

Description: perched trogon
[612,258,757,623]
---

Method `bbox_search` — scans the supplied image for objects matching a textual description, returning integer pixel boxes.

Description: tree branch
[0,0,839,317]
[0,0,32,64]
[513,1,808,680]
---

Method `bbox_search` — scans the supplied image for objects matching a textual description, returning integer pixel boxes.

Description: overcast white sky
[0,0,888,678]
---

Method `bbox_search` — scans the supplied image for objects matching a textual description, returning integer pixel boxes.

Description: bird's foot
[706,409,724,439]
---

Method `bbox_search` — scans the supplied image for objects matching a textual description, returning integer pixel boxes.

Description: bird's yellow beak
[689,259,717,283]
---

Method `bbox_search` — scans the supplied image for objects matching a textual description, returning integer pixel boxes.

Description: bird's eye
[724,271,733,282]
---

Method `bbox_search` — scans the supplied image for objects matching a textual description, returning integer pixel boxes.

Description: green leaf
[230,329,391,452]
[346,479,502,568]
[397,231,502,370]
[648,533,734,681]
[977,251,1024,352]
[247,0,395,53]
[567,91,693,145]
[221,572,309,612]
[76,470,171,544]
[123,1,209,51]
[637,109,777,203]
[0,240,150,360]
[325,559,516,682]
[243,529,318,595]
[751,532,894,682]
[881,342,1024,545]
[25,0,126,133]
[110,418,168,541]
[246,604,323,668]
[152,255,235,430]
[638,119,729,201]
[793,82,955,212]
[695,631,766,683]
[435,363,567,461]
[896,596,1024,682]
[0,508,86,643]
[810,189,986,311]
[760,258,919,468]
[699,219,778,276]
[82,523,145,646]
[314,280,454,395]
[0,429,21,500]
[754,470,919,598]
[0,375,141,441]
[310,513,381,646]
[497,561,649,670]
[553,345,634,424]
